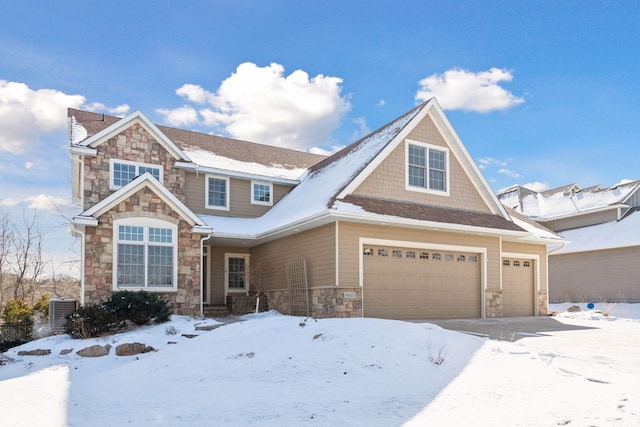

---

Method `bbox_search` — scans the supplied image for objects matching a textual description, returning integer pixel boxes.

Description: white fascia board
[71,216,99,227]
[69,145,97,156]
[191,225,214,234]
[535,204,627,222]
[79,110,190,161]
[82,173,205,227]
[174,162,300,185]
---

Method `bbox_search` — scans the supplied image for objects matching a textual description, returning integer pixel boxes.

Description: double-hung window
[110,159,162,189]
[406,140,449,194]
[251,181,273,206]
[206,175,230,210]
[114,219,177,290]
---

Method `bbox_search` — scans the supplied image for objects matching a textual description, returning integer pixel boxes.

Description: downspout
[199,234,211,317]
[73,225,86,306]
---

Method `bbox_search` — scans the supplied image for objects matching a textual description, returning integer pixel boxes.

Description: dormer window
[110,159,162,189]
[406,140,449,195]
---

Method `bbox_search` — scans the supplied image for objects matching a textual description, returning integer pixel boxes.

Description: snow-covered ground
[1,305,639,426]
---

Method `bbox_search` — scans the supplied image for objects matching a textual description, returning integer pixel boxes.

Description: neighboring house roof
[68,108,325,181]
[498,181,640,220]
[552,210,640,254]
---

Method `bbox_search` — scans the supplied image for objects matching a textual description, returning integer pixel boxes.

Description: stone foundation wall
[263,287,363,318]
[228,293,269,316]
[538,290,548,316]
[485,290,503,318]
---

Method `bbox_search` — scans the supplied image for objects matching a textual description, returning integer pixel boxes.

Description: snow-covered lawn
[0,305,638,426]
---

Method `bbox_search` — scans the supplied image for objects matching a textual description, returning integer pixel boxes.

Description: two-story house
[499,182,640,303]
[69,99,562,319]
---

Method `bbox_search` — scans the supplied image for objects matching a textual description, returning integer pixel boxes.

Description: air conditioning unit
[49,299,77,333]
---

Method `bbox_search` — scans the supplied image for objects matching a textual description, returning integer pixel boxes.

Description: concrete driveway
[417,316,598,341]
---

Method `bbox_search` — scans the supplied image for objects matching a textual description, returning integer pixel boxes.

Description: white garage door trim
[502,251,540,316]
[359,237,488,318]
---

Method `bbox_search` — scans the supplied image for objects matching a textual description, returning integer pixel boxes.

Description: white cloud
[157,62,351,151]
[478,157,508,170]
[1,194,70,212]
[498,168,523,179]
[377,99,386,107]
[522,182,550,192]
[84,102,131,116]
[350,117,371,142]
[0,80,85,154]
[415,68,524,113]
[156,106,199,127]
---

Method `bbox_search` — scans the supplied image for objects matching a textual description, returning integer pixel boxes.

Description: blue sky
[1,1,639,275]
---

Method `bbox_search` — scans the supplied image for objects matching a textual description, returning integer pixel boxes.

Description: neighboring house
[499,182,640,303]
[69,99,562,319]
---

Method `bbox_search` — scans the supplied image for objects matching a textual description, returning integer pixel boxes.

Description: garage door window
[523,261,530,267]
[457,255,466,262]
[513,260,520,267]
[378,249,388,257]
[432,253,441,260]
[363,247,374,256]
[469,255,478,262]
[503,259,510,266]
[406,251,416,259]
[445,254,454,261]
[392,250,403,258]
[419,252,428,259]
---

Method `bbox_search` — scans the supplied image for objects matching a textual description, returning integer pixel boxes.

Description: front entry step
[203,305,231,318]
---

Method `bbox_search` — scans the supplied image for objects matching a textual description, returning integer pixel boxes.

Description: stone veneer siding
[485,290,504,318]
[538,290,548,316]
[83,123,186,211]
[83,187,202,316]
[264,287,363,318]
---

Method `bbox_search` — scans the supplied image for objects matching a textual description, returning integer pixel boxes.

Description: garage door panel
[364,245,481,319]
[502,258,535,316]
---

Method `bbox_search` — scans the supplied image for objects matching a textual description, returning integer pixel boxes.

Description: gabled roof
[72,173,211,233]
[499,181,640,220]
[71,110,189,161]
[68,108,325,181]
[201,99,542,243]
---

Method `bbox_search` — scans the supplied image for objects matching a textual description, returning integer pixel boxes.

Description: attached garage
[362,244,482,319]
[502,257,535,316]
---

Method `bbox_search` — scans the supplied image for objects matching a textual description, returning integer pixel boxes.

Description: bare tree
[243,256,274,313]
[10,211,46,304]
[0,212,14,310]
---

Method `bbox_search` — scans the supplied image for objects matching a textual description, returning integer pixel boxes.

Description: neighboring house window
[206,175,230,210]
[251,181,273,206]
[406,140,449,194]
[114,219,177,290]
[110,159,162,189]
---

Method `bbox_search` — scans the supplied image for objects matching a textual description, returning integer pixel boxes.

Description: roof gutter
[174,161,301,185]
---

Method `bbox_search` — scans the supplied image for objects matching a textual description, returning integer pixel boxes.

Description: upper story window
[406,140,449,195]
[206,175,230,210]
[110,159,162,189]
[113,218,177,291]
[251,181,273,206]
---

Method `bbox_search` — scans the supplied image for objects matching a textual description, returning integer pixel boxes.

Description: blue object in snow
[587,302,595,309]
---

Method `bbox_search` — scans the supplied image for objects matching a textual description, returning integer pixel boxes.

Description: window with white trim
[206,175,230,210]
[251,181,273,206]
[406,140,448,194]
[114,219,177,290]
[110,159,162,189]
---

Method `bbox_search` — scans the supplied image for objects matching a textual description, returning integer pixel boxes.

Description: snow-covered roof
[552,210,640,254]
[499,181,640,220]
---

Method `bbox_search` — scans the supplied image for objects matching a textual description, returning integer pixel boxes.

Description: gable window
[206,175,230,210]
[114,218,177,290]
[251,181,273,206]
[406,140,449,194]
[110,159,162,189]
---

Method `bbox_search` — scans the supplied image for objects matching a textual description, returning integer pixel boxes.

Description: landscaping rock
[17,349,51,356]
[116,342,156,356]
[60,349,73,355]
[77,344,111,357]
[566,305,582,312]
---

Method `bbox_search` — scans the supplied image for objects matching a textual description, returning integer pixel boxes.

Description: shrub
[65,304,124,339]
[33,294,50,316]
[2,299,34,324]
[102,291,171,325]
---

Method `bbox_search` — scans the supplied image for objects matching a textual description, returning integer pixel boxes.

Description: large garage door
[363,245,481,319]
[502,258,535,316]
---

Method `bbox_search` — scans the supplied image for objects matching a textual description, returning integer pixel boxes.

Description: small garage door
[363,245,481,319]
[502,258,535,316]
